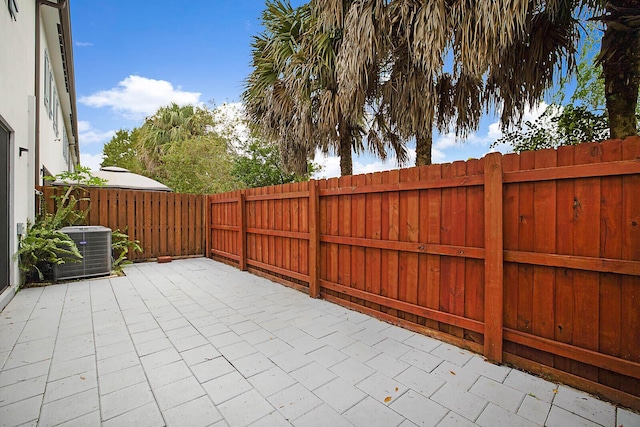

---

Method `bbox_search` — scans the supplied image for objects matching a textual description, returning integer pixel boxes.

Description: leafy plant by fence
[40,188,206,261]
[208,137,640,410]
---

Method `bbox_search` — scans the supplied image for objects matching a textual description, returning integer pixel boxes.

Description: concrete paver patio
[0,258,638,427]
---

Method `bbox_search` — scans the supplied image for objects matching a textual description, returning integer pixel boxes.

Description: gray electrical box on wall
[54,226,112,281]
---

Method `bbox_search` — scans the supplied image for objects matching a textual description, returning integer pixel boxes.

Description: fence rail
[208,137,640,410]
[40,187,206,261]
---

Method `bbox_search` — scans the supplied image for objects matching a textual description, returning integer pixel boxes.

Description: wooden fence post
[308,180,320,298]
[238,190,247,271]
[484,152,504,362]
[204,195,210,259]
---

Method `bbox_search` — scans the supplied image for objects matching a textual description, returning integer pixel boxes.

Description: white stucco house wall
[0,0,80,309]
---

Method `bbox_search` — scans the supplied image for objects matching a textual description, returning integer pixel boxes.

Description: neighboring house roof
[53,166,172,192]
[94,167,172,191]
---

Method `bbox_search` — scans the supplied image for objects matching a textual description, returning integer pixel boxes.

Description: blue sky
[71,0,540,178]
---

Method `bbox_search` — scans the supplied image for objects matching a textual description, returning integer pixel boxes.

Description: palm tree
[325,0,485,166]
[597,2,640,138]
[243,0,408,176]
[322,0,638,159]
[137,103,214,178]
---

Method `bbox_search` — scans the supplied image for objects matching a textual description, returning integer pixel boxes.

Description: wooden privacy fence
[41,187,206,261]
[208,137,640,410]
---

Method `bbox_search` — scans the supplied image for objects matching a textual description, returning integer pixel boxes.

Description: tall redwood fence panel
[207,137,640,410]
[41,188,206,261]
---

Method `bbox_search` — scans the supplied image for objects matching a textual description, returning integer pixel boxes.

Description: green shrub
[15,221,82,282]
[111,229,142,274]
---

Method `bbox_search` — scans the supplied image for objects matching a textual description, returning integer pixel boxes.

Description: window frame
[52,86,59,136]
[62,126,68,164]
[44,51,50,114]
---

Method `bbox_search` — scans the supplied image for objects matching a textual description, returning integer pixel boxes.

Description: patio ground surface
[0,258,638,427]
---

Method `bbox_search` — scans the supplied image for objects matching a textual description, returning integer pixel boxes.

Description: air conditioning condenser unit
[54,226,112,281]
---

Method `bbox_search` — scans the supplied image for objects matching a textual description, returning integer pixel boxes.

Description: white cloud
[487,122,503,141]
[213,102,250,148]
[79,75,202,119]
[313,152,341,179]
[78,121,115,145]
[305,101,553,179]
[313,146,432,179]
[522,101,549,124]
[75,41,93,47]
[80,152,103,171]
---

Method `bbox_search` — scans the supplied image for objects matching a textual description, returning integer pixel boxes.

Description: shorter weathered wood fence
[208,137,640,410]
[40,187,206,261]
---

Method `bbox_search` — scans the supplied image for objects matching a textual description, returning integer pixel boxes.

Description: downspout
[58,1,80,169]
[34,0,67,186]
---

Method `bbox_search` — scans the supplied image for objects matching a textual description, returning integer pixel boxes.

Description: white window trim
[62,126,68,163]
[53,87,59,136]
[44,51,50,113]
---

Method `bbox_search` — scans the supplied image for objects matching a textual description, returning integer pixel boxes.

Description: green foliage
[15,221,82,282]
[101,128,143,172]
[492,104,610,153]
[136,103,216,179]
[162,135,242,194]
[41,166,107,228]
[17,167,138,283]
[495,22,639,153]
[111,229,142,274]
[16,167,106,283]
[551,24,603,109]
[232,138,320,188]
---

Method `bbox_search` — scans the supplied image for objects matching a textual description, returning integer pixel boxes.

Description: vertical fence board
[426,164,442,330]
[465,159,484,345]
[517,151,536,360]
[621,141,640,395]
[275,188,283,269]
[369,172,383,313]
[554,145,575,373]
[387,170,400,318]
[503,153,520,353]
[300,182,309,277]
[532,148,558,367]
[599,140,623,390]
[291,185,299,274]
[439,163,454,334]
[353,174,366,305]
[239,191,246,270]
[337,176,351,293]
[572,143,602,382]
[329,178,340,288]
[309,180,320,297]
[175,193,183,258]
[318,179,328,290]
[405,167,420,323]
[380,171,390,314]
[451,161,467,339]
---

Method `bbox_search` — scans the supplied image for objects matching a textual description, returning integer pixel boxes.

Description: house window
[53,87,59,136]
[8,0,18,21]
[62,127,68,163]
[44,52,50,113]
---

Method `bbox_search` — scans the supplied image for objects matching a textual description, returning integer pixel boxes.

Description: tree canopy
[232,137,320,188]
[101,103,314,193]
[101,128,142,172]
[243,0,408,177]
[493,23,639,153]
